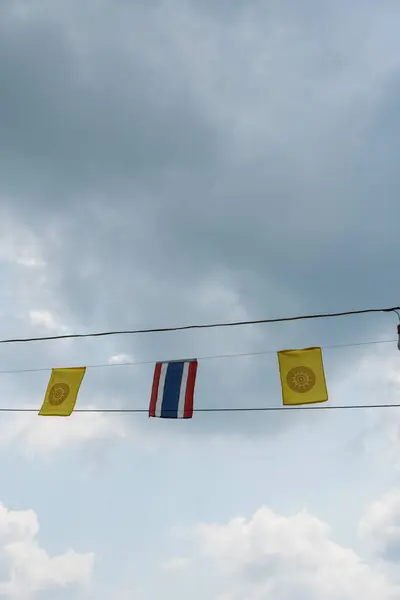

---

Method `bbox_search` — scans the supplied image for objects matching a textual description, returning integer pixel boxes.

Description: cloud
[29,310,68,333]
[3,0,400,320]
[108,354,135,365]
[161,557,190,572]
[359,488,400,562]
[194,504,399,600]
[0,502,94,597]
[3,1,400,598]
[1,0,400,449]
[0,408,126,459]
[0,213,46,268]
[331,345,400,466]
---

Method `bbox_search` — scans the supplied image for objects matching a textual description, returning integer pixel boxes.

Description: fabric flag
[277,347,328,405]
[39,367,86,416]
[149,359,198,418]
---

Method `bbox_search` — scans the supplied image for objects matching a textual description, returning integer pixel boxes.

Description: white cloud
[359,488,400,562]
[161,556,190,572]
[0,213,45,268]
[108,354,134,364]
[28,310,68,333]
[0,502,94,597]
[16,257,45,268]
[194,505,399,600]
[0,408,126,458]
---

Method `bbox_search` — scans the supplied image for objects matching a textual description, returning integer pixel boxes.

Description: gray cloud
[1,0,400,441]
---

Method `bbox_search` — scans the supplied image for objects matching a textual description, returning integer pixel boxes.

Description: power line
[0,403,400,413]
[0,305,399,345]
[0,337,396,375]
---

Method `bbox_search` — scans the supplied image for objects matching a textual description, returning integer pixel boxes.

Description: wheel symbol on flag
[287,367,316,393]
[49,383,70,406]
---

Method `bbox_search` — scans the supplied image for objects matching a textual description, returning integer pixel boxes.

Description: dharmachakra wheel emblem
[48,383,70,406]
[286,366,316,393]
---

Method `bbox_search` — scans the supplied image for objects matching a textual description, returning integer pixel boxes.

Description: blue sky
[1,0,400,598]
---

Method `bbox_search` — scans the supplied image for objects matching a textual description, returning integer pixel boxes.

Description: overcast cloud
[1,0,400,598]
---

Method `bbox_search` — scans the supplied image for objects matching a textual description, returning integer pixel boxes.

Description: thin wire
[0,305,399,344]
[0,337,395,375]
[0,404,400,413]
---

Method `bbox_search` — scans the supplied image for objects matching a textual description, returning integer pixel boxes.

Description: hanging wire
[0,305,398,344]
[0,404,400,414]
[0,314,397,414]
[0,336,396,375]
[0,336,396,413]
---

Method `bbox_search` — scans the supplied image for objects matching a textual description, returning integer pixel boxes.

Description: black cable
[0,306,399,345]
[1,403,400,413]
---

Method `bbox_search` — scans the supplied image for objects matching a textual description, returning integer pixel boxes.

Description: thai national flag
[149,360,198,418]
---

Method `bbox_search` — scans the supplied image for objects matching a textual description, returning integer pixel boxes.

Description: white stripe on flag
[155,362,168,417]
[177,362,190,418]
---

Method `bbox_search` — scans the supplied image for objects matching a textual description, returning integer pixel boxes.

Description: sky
[1,0,400,598]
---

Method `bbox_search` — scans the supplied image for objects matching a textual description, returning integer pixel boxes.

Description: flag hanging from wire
[277,347,328,405]
[149,359,198,418]
[39,367,86,416]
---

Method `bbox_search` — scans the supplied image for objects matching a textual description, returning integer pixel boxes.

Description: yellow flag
[277,347,328,405]
[39,367,86,416]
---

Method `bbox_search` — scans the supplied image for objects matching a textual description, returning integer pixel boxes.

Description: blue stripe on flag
[161,362,185,418]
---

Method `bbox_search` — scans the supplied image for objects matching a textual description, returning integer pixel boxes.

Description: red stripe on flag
[183,360,198,419]
[149,362,162,417]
